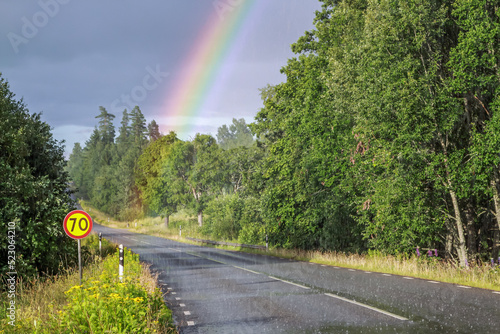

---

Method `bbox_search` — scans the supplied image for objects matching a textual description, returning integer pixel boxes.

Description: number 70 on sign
[63,210,93,239]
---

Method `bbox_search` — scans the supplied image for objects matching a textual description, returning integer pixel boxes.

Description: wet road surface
[93,223,500,333]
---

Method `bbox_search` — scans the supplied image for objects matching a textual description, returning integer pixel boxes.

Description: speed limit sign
[63,210,93,239]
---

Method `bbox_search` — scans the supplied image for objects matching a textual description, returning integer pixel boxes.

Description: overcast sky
[1,0,321,157]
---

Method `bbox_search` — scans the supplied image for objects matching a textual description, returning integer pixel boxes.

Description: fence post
[119,244,124,282]
[266,234,268,251]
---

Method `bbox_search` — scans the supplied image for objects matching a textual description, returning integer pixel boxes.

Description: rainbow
[161,0,264,138]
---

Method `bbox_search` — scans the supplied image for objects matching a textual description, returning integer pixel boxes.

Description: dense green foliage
[0,74,76,278]
[68,106,156,221]
[68,0,500,266]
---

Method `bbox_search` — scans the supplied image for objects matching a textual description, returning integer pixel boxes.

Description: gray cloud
[1,0,321,156]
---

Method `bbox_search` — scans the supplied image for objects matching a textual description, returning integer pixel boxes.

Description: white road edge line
[324,293,408,321]
[268,276,310,290]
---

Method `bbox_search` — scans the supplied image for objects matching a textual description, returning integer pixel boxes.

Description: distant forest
[67,0,500,267]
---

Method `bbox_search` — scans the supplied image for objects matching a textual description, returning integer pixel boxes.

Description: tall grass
[246,247,500,291]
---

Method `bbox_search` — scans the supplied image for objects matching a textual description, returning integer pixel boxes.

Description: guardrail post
[179,225,182,237]
[266,234,268,251]
[119,244,124,282]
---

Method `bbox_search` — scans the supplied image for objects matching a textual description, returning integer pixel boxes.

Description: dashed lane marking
[427,281,439,284]
[234,266,261,275]
[268,276,310,290]
[180,303,186,307]
[458,286,471,289]
[175,297,181,300]
[187,321,195,326]
[348,269,356,272]
[324,293,408,321]
[403,277,414,280]
[493,291,500,295]
[382,274,392,276]
[184,311,191,316]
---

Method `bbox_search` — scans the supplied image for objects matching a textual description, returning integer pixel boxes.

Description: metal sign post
[63,210,93,286]
[78,239,82,285]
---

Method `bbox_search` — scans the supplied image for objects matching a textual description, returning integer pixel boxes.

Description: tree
[136,132,178,226]
[0,74,76,278]
[164,135,223,226]
[216,118,254,150]
[95,106,116,144]
[147,120,162,143]
[130,106,148,149]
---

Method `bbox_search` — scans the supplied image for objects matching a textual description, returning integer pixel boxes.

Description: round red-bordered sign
[63,210,93,239]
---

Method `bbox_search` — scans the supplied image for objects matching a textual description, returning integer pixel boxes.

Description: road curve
[92,223,500,334]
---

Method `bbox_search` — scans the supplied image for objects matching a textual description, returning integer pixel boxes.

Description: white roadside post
[99,232,102,258]
[119,244,124,282]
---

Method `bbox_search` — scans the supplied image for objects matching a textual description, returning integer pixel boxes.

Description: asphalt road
[92,223,500,333]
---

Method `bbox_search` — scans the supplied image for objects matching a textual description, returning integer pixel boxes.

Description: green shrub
[2,247,175,333]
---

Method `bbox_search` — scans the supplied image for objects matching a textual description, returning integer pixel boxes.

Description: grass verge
[0,234,175,333]
[80,200,500,292]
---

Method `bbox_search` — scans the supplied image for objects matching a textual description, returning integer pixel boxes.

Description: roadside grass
[250,248,500,291]
[0,234,175,334]
[80,200,500,292]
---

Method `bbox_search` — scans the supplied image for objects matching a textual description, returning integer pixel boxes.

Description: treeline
[69,0,500,267]
[67,106,162,220]
[0,74,76,278]
[68,110,262,241]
